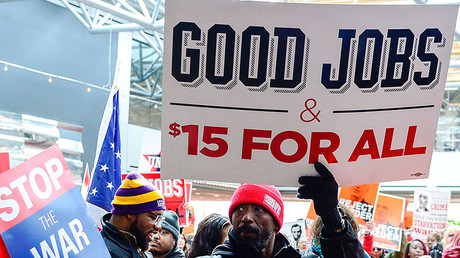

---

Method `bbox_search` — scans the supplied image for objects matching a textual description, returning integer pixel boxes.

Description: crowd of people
[98,163,459,258]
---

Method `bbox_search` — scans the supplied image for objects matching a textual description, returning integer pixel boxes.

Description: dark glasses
[373,247,382,251]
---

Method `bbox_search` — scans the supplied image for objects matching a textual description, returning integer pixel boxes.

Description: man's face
[129,210,164,251]
[375,204,391,225]
[148,228,176,257]
[350,184,370,202]
[296,237,309,251]
[291,225,301,240]
[231,204,278,251]
[419,194,428,208]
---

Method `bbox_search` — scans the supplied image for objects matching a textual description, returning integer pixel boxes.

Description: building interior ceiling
[45,0,460,201]
[50,0,460,108]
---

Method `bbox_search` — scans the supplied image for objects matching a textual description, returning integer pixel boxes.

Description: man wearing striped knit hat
[101,171,166,258]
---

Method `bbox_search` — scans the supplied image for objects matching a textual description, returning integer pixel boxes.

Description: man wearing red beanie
[199,162,365,258]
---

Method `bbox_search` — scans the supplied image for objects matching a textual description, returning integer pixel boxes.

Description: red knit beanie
[229,184,284,232]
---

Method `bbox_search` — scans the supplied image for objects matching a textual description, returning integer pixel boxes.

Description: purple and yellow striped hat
[111,172,166,214]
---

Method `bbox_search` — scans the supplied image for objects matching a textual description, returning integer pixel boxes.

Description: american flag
[86,84,122,217]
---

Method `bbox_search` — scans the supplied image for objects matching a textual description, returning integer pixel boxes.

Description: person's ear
[126,214,138,222]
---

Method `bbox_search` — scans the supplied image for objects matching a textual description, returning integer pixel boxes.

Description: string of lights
[0,59,109,93]
[0,59,161,107]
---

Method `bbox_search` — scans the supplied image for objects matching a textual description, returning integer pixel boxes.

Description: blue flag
[86,86,122,212]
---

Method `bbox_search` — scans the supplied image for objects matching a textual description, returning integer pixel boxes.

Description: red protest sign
[0,145,75,234]
[372,193,405,251]
[0,152,10,175]
[152,179,188,226]
[0,152,10,257]
[338,183,379,226]
[0,145,110,257]
[123,173,189,226]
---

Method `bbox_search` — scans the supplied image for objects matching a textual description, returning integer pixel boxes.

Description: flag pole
[86,58,123,228]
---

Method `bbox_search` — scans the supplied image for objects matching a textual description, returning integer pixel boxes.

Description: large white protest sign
[412,189,450,242]
[161,0,458,186]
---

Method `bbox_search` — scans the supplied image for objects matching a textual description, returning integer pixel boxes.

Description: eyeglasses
[373,247,382,251]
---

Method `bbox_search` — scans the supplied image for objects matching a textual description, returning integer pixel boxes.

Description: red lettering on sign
[270,131,307,163]
[241,129,271,159]
[349,126,427,162]
[348,129,380,162]
[404,126,426,155]
[309,132,339,163]
[382,128,404,158]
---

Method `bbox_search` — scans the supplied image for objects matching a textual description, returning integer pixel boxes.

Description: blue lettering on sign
[414,28,442,86]
[321,28,444,92]
[240,26,269,87]
[321,29,356,90]
[354,29,384,89]
[172,22,202,83]
[171,22,445,93]
[206,24,235,85]
[171,22,308,91]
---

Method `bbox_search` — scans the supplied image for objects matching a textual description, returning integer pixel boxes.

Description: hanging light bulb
[48,76,53,83]
[153,103,158,109]
[3,65,8,72]
[87,87,91,92]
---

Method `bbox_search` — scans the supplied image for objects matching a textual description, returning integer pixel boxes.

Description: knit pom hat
[111,171,166,214]
[228,184,284,232]
[161,210,180,242]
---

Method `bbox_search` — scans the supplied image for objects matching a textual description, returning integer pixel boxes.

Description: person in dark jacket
[297,162,367,258]
[302,203,370,258]
[199,184,300,258]
[200,162,365,258]
[101,171,166,258]
[426,232,442,258]
[147,210,185,258]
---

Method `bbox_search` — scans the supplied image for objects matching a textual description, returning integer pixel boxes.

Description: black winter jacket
[303,220,366,258]
[101,213,145,258]
[198,228,301,258]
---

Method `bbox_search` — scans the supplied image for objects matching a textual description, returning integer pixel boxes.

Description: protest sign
[306,204,317,222]
[0,152,10,257]
[281,220,307,249]
[183,181,193,226]
[0,145,110,257]
[0,152,10,175]
[158,178,189,226]
[161,0,458,186]
[133,132,191,225]
[372,193,405,251]
[339,183,379,226]
[138,132,162,176]
[412,189,450,242]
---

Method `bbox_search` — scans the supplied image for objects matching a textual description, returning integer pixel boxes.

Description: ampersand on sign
[300,98,321,122]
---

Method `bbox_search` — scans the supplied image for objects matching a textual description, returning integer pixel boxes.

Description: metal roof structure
[49,0,460,202]
[50,0,460,105]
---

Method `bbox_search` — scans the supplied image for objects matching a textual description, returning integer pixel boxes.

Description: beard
[129,218,151,251]
[150,247,169,256]
[234,224,274,251]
